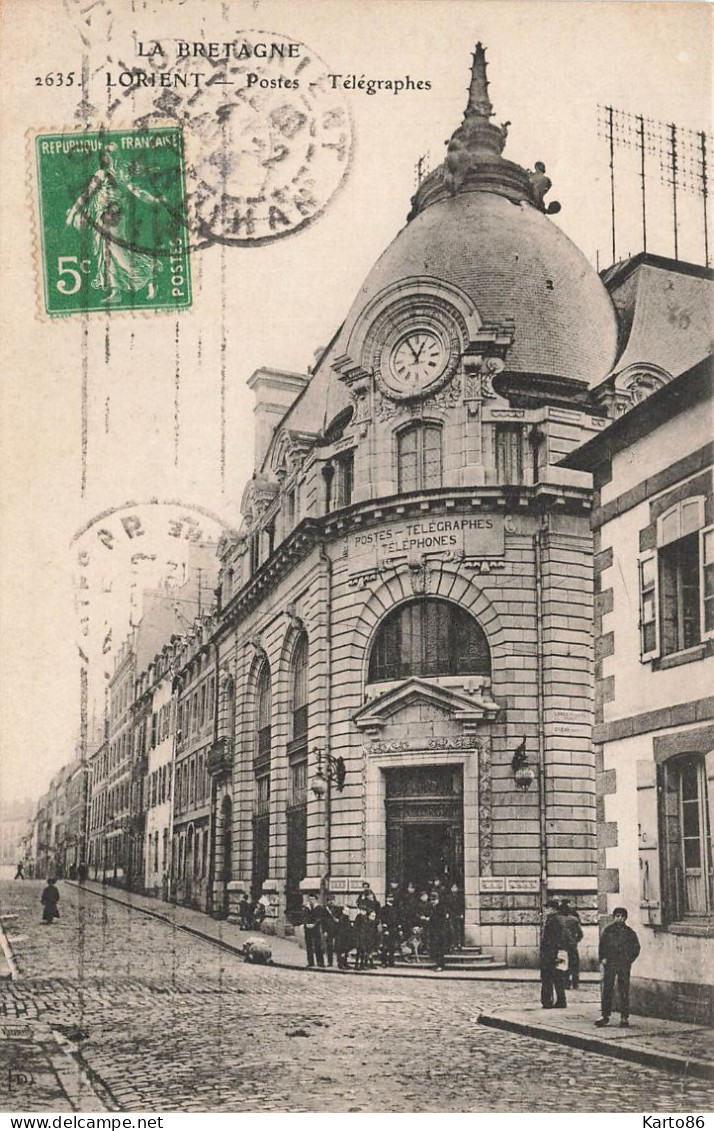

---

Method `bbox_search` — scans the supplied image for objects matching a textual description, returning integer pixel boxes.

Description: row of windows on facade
[240,423,539,584]
[174,753,211,817]
[147,763,171,810]
[638,498,714,660]
[89,778,132,830]
[173,825,210,884]
[146,828,171,879]
[177,674,215,744]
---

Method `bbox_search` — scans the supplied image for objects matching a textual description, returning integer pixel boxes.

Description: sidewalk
[69,880,601,984]
[478,1001,714,1081]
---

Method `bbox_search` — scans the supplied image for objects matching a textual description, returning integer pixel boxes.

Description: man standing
[378,893,401,967]
[323,898,341,968]
[13,861,24,881]
[596,907,641,1028]
[356,882,380,916]
[559,900,584,989]
[427,891,450,972]
[303,894,326,969]
[540,899,567,1008]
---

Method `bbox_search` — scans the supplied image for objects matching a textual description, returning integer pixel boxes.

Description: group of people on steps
[302,879,466,971]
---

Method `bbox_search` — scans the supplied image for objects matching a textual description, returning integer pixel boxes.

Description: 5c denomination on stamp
[34,126,192,315]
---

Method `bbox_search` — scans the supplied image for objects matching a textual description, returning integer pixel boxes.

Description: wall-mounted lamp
[511,737,536,792]
[310,747,347,799]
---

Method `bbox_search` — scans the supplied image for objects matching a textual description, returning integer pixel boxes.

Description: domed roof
[338,190,619,386]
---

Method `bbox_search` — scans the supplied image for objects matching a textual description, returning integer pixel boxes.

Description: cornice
[214,483,592,637]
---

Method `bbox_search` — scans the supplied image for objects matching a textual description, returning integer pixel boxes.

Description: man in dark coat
[427,892,450,971]
[40,878,60,924]
[356,882,380,916]
[540,900,567,1008]
[400,881,419,934]
[446,882,465,950]
[335,906,353,969]
[378,894,401,966]
[302,894,326,969]
[596,907,641,1027]
[323,898,341,968]
[559,900,584,989]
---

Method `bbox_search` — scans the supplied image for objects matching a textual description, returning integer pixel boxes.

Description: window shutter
[700,526,714,641]
[637,759,663,925]
[638,552,660,661]
[705,751,714,878]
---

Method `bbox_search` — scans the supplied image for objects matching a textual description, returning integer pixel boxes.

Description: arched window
[368,599,491,683]
[397,423,442,493]
[291,634,309,747]
[286,635,309,923]
[252,661,271,900]
[255,662,271,765]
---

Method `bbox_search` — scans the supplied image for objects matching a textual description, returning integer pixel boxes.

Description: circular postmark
[110,30,354,250]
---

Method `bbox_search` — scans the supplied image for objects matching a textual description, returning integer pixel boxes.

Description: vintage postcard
[0,0,712,1119]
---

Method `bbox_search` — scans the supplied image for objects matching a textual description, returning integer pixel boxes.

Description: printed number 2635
[56,256,89,295]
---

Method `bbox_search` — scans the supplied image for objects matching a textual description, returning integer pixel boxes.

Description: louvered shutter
[637,759,663,925]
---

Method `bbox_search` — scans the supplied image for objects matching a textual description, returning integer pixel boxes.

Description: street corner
[477,1002,714,1081]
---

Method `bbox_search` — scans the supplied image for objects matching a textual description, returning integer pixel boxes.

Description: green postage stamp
[34,126,192,315]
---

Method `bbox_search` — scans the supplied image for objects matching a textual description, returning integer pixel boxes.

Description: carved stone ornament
[463,355,504,402]
[219,666,234,695]
[285,602,304,631]
[407,553,431,595]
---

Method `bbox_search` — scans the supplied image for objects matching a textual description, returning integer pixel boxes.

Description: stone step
[444,961,508,972]
[444,952,496,964]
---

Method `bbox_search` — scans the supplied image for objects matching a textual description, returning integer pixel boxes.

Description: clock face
[388,331,448,394]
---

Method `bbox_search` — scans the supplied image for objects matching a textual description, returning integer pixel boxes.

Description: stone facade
[567,356,714,1023]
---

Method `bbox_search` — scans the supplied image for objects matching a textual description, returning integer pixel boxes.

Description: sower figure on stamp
[40,878,60,925]
[596,907,641,1027]
[303,894,326,969]
[66,145,164,304]
[540,900,567,1008]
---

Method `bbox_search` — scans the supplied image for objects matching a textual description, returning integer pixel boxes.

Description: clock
[363,295,465,402]
[388,330,449,394]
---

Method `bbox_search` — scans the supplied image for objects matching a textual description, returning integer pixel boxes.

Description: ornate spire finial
[407,44,548,219]
[466,42,494,120]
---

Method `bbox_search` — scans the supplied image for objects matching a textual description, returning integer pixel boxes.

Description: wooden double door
[385,765,464,891]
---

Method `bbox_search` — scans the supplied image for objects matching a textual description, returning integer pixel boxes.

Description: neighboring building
[63,757,89,876]
[172,616,216,912]
[0,798,33,869]
[565,355,714,1023]
[142,641,178,900]
[106,637,136,886]
[87,738,109,880]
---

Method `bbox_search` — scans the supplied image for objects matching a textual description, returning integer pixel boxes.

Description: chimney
[247,367,310,470]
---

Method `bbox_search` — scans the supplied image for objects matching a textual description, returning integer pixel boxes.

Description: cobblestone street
[1,882,712,1113]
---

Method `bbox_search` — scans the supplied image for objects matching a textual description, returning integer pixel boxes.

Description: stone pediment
[353,677,500,737]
